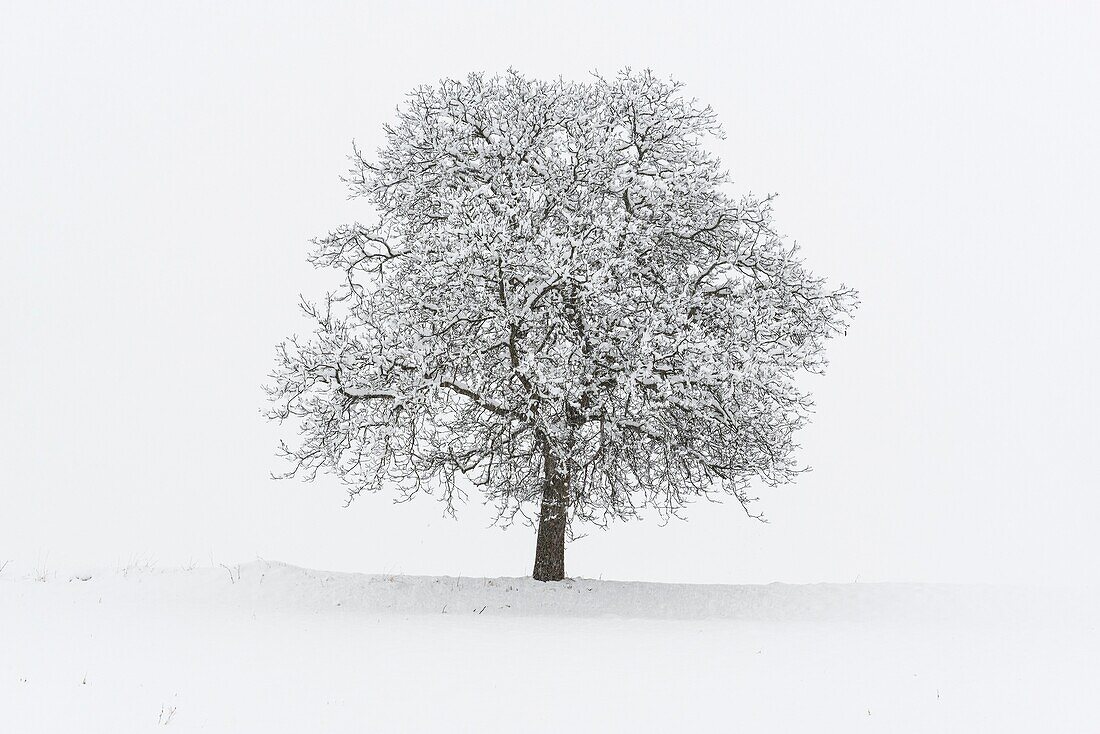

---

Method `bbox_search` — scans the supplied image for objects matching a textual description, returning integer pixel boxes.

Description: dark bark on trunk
[532,456,568,582]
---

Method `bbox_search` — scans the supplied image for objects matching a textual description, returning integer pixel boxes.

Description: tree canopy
[266,69,858,580]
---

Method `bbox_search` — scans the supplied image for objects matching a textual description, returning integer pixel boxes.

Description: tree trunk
[532,469,568,582]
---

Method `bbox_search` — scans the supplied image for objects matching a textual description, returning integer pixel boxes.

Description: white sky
[2,0,1097,584]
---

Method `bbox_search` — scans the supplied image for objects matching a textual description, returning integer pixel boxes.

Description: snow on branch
[266,68,858,530]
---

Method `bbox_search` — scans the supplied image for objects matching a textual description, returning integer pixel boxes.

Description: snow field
[2,561,1096,732]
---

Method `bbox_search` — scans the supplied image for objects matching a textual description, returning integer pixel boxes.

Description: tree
[265,69,858,581]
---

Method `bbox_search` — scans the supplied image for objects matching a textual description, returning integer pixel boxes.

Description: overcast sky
[3,1,1097,584]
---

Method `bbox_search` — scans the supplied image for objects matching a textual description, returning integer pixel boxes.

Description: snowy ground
[2,561,1096,732]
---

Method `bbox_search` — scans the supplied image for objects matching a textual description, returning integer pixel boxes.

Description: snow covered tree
[265,69,858,581]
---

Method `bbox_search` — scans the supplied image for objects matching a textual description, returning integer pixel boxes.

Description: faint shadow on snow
[12,559,1092,627]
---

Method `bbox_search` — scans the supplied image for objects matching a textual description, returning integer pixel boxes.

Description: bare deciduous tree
[265,69,858,581]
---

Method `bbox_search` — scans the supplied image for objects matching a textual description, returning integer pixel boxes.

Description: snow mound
[9,559,1088,625]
